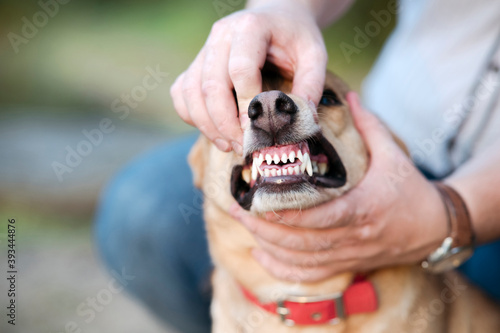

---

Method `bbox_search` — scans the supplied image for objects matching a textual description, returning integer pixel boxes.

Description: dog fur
[188,69,500,332]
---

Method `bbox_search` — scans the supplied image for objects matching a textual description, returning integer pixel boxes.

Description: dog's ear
[188,135,210,189]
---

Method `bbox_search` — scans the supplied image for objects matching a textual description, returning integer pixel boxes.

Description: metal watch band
[433,182,475,248]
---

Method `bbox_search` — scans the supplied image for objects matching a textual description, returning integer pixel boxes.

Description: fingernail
[231,141,243,156]
[308,100,319,123]
[214,138,230,152]
[307,100,316,110]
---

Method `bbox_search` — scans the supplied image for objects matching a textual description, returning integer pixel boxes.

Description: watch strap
[433,182,475,248]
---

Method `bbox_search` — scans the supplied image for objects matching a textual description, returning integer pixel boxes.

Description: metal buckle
[276,292,345,326]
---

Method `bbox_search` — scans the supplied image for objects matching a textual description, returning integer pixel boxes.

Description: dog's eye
[319,90,342,106]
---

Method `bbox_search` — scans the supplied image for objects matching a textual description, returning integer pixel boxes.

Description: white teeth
[297,150,303,162]
[289,151,295,163]
[283,168,288,176]
[254,155,262,167]
[312,161,318,174]
[301,153,309,172]
[271,169,277,177]
[266,154,272,165]
[319,162,328,175]
[273,154,280,164]
[306,157,313,176]
[264,169,270,177]
[242,168,251,183]
[287,166,294,175]
[277,169,282,176]
[252,162,258,180]
[281,153,287,164]
[294,165,300,175]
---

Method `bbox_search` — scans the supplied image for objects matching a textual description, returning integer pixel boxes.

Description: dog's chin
[251,182,324,213]
[230,132,347,212]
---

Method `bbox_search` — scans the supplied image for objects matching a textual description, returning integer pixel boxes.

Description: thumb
[346,92,396,154]
[291,50,327,107]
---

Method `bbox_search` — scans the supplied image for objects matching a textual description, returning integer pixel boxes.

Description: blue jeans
[95,135,500,333]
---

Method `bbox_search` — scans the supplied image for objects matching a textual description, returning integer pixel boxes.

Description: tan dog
[189,68,500,332]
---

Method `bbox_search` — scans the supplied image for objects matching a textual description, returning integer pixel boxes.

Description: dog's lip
[231,132,347,210]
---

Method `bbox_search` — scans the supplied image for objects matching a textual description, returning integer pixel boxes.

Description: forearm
[446,140,500,244]
[246,0,354,28]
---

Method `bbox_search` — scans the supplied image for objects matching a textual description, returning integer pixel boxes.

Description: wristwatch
[421,182,475,274]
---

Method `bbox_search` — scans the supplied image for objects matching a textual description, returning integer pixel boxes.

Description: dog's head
[189,68,368,214]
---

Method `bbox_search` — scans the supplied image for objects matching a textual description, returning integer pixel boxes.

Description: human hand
[230,92,449,282]
[170,2,327,155]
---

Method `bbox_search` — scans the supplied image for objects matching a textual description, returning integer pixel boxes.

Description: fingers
[265,197,355,229]
[255,237,364,266]
[228,15,269,130]
[170,73,193,126]
[346,92,396,154]
[181,51,232,151]
[230,205,350,251]
[291,43,328,106]
[202,34,244,153]
[252,249,353,282]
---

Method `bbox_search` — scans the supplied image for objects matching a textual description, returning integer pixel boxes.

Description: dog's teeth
[301,153,309,172]
[264,169,270,177]
[265,154,272,165]
[289,151,295,163]
[242,168,251,183]
[312,161,318,174]
[283,168,288,176]
[306,157,313,176]
[251,162,258,180]
[294,165,300,175]
[273,154,280,164]
[318,163,328,175]
[255,154,263,167]
[281,153,287,164]
[271,169,277,177]
[297,150,303,162]
[277,169,282,176]
[287,166,294,175]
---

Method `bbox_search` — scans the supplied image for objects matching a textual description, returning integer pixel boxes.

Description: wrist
[421,182,476,273]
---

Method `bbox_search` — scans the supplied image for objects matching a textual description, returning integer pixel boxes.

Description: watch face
[429,246,474,273]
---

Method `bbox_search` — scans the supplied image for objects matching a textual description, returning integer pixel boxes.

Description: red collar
[240,276,378,326]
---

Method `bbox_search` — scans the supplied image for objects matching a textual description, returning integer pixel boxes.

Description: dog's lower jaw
[250,185,323,213]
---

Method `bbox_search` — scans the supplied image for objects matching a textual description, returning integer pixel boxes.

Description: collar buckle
[276,292,345,326]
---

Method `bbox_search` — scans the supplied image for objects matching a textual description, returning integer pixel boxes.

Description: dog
[188,67,500,332]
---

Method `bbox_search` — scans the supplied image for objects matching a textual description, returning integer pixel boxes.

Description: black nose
[247,91,298,141]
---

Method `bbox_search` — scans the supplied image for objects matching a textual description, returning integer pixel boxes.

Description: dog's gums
[230,133,347,210]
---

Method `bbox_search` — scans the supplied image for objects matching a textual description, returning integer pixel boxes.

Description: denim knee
[94,137,212,333]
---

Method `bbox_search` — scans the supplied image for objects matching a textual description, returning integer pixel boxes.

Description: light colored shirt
[363,0,500,177]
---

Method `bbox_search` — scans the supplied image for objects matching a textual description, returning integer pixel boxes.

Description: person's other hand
[170,3,327,155]
[230,92,449,282]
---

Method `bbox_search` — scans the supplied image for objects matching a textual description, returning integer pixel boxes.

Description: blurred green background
[0,0,394,332]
